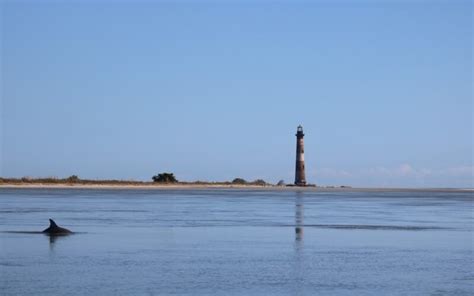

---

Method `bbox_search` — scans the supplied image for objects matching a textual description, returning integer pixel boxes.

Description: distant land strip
[0,176,266,187]
[0,177,471,192]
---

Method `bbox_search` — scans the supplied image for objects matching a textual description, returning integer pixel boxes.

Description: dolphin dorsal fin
[49,219,58,228]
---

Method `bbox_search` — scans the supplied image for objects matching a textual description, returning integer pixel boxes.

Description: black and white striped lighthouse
[294,125,307,186]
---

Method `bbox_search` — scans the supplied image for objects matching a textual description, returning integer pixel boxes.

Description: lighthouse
[294,125,307,186]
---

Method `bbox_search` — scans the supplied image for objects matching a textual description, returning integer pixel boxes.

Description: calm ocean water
[0,188,472,295]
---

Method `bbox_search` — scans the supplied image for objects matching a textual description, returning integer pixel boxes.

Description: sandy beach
[0,183,471,193]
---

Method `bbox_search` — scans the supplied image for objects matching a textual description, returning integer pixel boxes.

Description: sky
[1,0,472,187]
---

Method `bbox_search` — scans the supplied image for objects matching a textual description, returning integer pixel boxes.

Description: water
[0,188,472,295]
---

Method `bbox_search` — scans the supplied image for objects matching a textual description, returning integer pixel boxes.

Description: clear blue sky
[1,0,472,187]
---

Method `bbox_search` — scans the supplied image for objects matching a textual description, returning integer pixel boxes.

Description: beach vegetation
[250,179,267,186]
[152,173,178,183]
[66,175,79,183]
[231,178,247,184]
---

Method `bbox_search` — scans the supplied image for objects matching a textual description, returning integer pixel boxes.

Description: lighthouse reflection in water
[295,193,304,242]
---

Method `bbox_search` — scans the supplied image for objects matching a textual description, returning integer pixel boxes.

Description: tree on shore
[66,175,79,183]
[277,180,285,186]
[231,178,247,185]
[152,173,178,183]
[251,179,267,186]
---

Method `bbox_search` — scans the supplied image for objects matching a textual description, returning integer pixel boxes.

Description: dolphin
[42,219,72,235]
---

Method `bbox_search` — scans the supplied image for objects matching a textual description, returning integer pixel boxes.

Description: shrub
[152,173,178,183]
[251,179,266,186]
[66,175,79,183]
[231,178,247,185]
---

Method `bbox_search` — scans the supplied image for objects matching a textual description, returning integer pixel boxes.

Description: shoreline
[0,183,471,192]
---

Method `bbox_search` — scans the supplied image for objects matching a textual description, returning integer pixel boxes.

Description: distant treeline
[0,176,146,185]
[0,174,276,186]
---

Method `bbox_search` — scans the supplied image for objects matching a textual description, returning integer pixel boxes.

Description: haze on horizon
[1,0,472,188]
